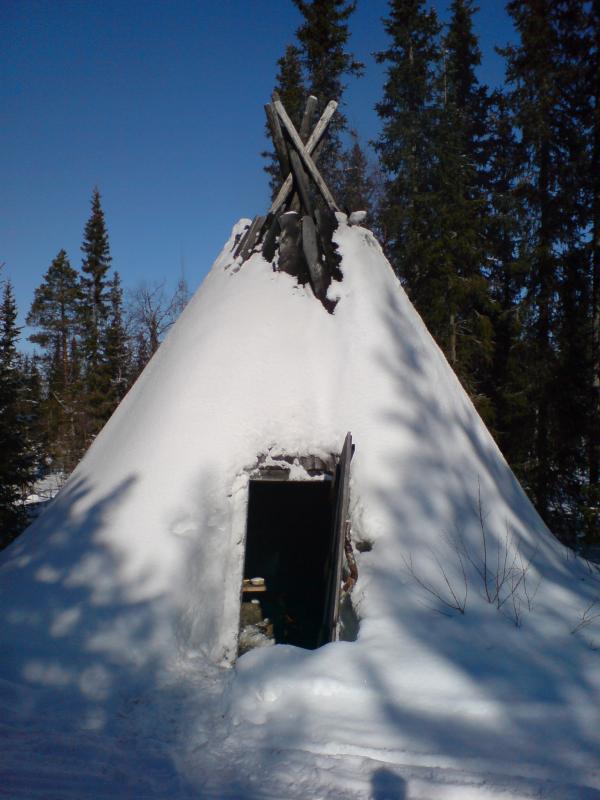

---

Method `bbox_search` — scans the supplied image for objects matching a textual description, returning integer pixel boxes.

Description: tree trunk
[535,135,552,516]
[589,3,600,487]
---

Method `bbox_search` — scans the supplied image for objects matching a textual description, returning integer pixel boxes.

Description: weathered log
[314,204,341,281]
[269,92,301,213]
[286,95,318,216]
[274,100,340,213]
[278,211,307,280]
[268,100,337,217]
[299,95,318,142]
[302,215,328,300]
[238,214,266,261]
[233,218,254,258]
[261,214,280,262]
[238,97,339,272]
[265,102,290,181]
[289,150,314,218]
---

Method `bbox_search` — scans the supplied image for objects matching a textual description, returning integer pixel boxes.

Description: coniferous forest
[1,0,598,553]
[265,0,600,552]
[0,189,189,548]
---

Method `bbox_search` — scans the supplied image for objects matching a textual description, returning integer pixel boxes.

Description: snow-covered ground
[1,221,600,799]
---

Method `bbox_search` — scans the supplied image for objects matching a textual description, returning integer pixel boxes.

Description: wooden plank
[322,432,354,644]
[289,150,314,218]
[274,100,340,213]
[277,211,306,279]
[234,216,255,259]
[301,215,327,300]
[233,219,254,258]
[286,95,318,217]
[300,95,318,142]
[251,99,338,254]
[314,205,341,281]
[238,215,266,261]
[265,102,290,180]
[268,101,338,217]
[261,214,279,261]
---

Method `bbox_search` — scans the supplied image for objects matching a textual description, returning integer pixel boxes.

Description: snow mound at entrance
[1,221,600,798]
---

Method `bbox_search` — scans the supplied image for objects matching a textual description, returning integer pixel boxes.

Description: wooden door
[321,432,353,644]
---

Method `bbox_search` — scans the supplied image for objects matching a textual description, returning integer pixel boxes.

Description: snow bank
[1,221,600,798]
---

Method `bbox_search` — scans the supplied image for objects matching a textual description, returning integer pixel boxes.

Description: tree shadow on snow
[0,473,199,798]
[371,768,407,800]
[191,277,600,798]
[351,281,600,795]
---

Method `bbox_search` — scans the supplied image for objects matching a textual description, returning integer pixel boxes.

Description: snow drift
[1,220,600,798]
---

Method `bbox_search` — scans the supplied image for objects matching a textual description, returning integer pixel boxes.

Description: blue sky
[1,1,514,343]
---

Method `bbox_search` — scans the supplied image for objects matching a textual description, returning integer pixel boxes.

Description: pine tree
[0,279,35,547]
[337,130,377,216]
[17,354,46,475]
[586,0,600,541]
[292,0,363,191]
[80,188,111,368]
[443,0,488,162]
[416,0,493,415]
[484,91,530,470]
[98,273,130,419]
[79,188,113,441]
[502,0,585,534]
[549,1,591,539]
[26,249,81,469]
[441,1,494,415]
[27,249,80,382]
[264,44,307,198]
[373,1,443,315]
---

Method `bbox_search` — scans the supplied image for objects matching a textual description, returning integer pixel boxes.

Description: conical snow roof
[2,220,599,797]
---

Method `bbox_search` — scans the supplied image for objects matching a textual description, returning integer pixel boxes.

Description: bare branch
[571,599,600,635]
[402,552,467,615]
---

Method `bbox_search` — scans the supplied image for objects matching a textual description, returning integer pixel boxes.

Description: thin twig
[571,599,600,635]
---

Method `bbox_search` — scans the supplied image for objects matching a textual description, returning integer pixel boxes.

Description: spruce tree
[292,0,363,190]
[27,249,81,469]
[79,188,113,441]
[586,0,600,541]
[99,272,130,417]
[374,0,442,291]
[550,1,592,538]
[264,44,307,198]
[337,130,377,216]
[27,249,80,377]
[80,188,111,367]
[424,0,493,415]
[484,91,530,469]
[502,0,583,533]
[0,280,35,547]
[17,354,46,476]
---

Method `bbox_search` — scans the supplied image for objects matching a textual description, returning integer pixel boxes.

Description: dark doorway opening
[240,480,336,651]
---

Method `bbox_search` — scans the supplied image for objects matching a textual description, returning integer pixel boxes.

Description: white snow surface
[2,221,600,799]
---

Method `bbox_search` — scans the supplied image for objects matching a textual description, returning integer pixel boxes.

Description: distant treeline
[0,188,189,547]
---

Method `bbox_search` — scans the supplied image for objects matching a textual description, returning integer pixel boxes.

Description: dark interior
[242,479,336,650]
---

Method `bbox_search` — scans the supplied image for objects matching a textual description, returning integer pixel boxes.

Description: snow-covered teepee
[2,98,600,799]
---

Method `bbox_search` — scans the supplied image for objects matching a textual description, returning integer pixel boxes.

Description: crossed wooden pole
[234,95,341,309]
